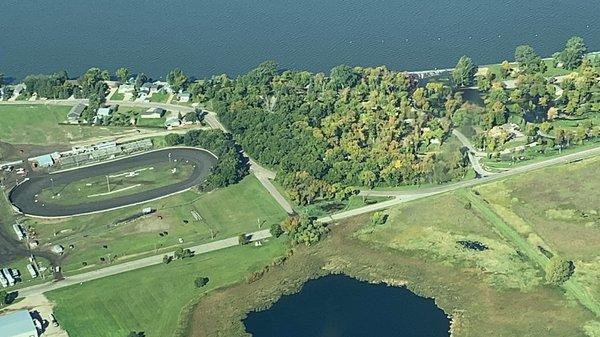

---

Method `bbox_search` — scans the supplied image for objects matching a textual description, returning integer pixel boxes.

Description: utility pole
[106,175,111,192]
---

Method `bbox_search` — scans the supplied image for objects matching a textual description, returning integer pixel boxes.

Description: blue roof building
[0,310,38,337]
[29,154,55,168]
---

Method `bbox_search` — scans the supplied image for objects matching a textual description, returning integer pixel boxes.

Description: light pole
[168,152,172,164]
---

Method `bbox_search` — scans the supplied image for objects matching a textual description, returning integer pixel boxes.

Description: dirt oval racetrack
[9,147,218,217]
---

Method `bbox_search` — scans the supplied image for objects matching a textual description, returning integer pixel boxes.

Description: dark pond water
[1,0,599,80]
[244,275,450,337]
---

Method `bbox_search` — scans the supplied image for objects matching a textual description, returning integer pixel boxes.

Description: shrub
[238,234,249,245]
[194,276,209,288]
[371,211,388,226]
[165,133,183,146]
[545,256,575,285]
[174,247,193,259]
[270,223,284,238]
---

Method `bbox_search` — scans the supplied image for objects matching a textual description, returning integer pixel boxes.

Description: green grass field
[110,92,125,101]
[38,161,193,206]
[46,240,287,337]
[149,91,169,103]
[136,117,166,128]
[0,104,131,145]
[24,175,287,272]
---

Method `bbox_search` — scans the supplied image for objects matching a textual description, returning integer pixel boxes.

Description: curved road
[9,147,217,217]
[319,145,600,223]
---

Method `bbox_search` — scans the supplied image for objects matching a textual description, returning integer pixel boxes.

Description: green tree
[270,223,284,238]
[116,67,131,83]
[174,247,193,259]
[329,65,361,89]
[127,332,145,337]
[500,60,512,79]
[545,256,575,285]
[290,217,328,246]
[0,290,7,306]
[452,56,477,87]
[194,276,209,288]
[238,234,249,245]
[0,73,4,87]
[515,45,546,74]
[165,133,183,146]
[167,68,189,93]
[560,36,587,70]
[371,211,388,226]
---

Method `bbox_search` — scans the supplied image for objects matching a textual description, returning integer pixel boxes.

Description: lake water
[1,0,599,80]
[243,275,450,337]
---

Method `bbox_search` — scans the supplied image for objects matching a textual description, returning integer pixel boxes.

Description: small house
[140,82,153,94]
[97,107,114,117]
[178,92,191,103]
[67,102,86,123]
[117,84,135,94]
[141,107,166,119]
[165,116,182,129]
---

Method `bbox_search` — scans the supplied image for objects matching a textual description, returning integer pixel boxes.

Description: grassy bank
[23,175,287,273]
[47,240,287,337]
[186,157,600,337]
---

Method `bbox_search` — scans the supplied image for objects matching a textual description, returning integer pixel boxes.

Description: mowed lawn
[26,175,287,272]
[0,104,130,145]
[47,240,287,337]
[38,161,194,205]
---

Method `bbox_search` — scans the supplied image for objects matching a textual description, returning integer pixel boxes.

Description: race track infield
[9,147,217,217]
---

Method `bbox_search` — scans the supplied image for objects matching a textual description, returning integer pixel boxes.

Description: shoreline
[2,50,598,87]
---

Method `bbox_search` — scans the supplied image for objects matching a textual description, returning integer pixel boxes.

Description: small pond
[244,274,450,337]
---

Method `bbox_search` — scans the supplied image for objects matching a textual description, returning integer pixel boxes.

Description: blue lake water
[1,0,599,79]
[243,275,450,337]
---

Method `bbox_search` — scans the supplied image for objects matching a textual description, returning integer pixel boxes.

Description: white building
[0,310,39,337]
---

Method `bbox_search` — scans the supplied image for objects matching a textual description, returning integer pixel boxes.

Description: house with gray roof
[67,102,86,123]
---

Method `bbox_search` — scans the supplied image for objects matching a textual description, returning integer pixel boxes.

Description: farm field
[37,161,194,206]
[46,240,287,337]
[0,104,131,145]
[22,175,287,272]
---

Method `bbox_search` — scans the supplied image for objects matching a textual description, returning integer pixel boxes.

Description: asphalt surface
[318,145,600,223]
[9,147,217,217]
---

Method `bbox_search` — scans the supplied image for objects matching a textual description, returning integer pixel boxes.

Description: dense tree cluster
[168,129,249,188]
[193,62,469,204]
[23,71,75,99]
[280,216,328,246]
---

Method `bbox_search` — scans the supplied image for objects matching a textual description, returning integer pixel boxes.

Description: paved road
[16,229,272,298]
[452,129,495,177]
[318,145,600,223]
[204,111,294,214]
[9,147,217,217]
